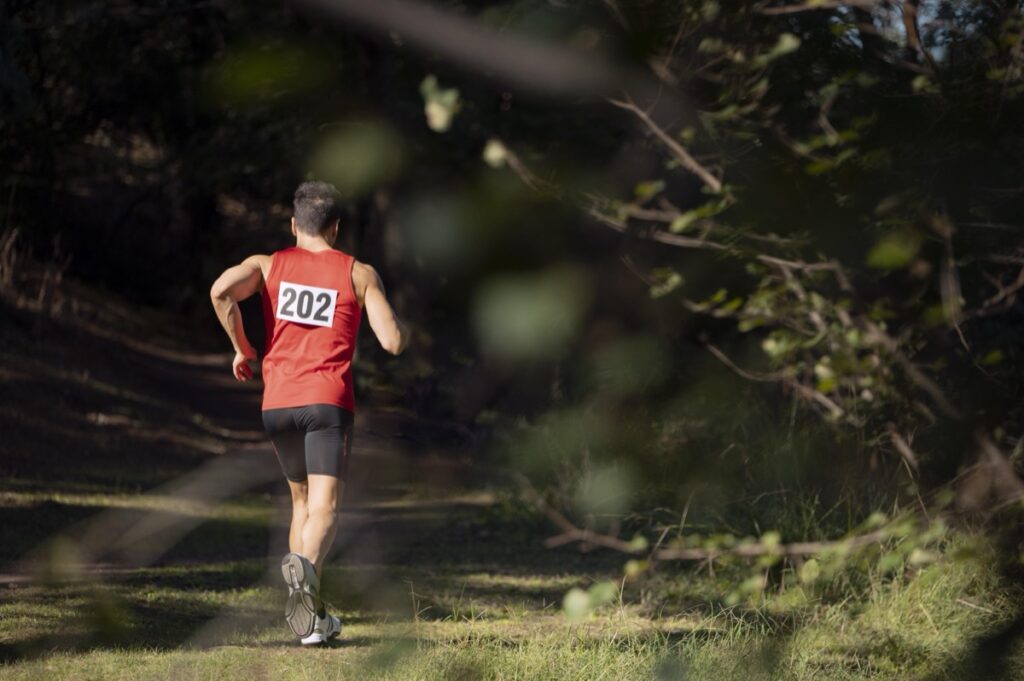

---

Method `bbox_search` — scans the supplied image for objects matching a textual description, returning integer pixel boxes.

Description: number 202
[280,287,331,323]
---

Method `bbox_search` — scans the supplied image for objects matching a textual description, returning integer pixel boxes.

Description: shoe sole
[281,553,318,638]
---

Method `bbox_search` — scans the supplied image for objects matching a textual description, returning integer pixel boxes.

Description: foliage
[448,0,1024,621]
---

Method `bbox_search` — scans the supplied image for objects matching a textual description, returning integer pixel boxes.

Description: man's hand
[233,346,257,382]
[210,255,269,381]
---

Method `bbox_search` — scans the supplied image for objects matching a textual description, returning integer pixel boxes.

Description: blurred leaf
[981,349,1005,365]
[473,266,591,360]
[420,75,461,132]
[754,33,801,66]
[562,587,590,622]
[650,269,684,298]
[670,212,699,233]
[624,559,648,577]
[698,37,728,54]
[773,33,802,56]
[799,558,821,584]
[588,334,671,395]
[587,580,618,606]
[482,139,508,168]
[628,534,650,552]
[209,44,331,105]
[878,552,904,572]
[309,121,403,197]
[867,231,921,269]
[911,75,937,93]
[670,198,729,233]
[908,548,938,566]
[634,180,665,200]
[574,463,637,516]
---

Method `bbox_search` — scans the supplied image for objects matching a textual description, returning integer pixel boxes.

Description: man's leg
[300,474,344,573]
[286,479,309,554]
[265,407,322,637]
[298,404,353,575]
[263,409,312,555]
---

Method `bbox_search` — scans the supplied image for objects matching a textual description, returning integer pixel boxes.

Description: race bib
[276,281,337,328]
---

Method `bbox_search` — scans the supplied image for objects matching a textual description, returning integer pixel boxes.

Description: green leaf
[634,180,666,200]
[670,211,699,233]
[628,534,650,552]
[720,297,743,313]
[739,575,765,594]
[755,33,801,66]
[878,552,904,572]
[866,231,921,269]
[761,531,781,549]
[865,511,887,528]
[770,32,802,56]
[650,270,683,299]
[799,558,821,584]
[911,75,936,93]
[587,580,618,606]
[981,349,1005,365]
[420,75,461,132]
[698,38,727,54]
[908,548,938,566]
[624,559,648,577]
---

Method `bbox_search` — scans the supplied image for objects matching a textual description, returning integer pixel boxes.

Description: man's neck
[295,234,333,252]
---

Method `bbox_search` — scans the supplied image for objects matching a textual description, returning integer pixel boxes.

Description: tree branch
[608,96,723,193]
[518,474,892,561]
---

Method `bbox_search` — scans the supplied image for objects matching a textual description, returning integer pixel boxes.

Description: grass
[3,269,1024,679]
[2,483,1021,680]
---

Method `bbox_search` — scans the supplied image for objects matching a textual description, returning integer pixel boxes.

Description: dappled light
[3,0,1024,679]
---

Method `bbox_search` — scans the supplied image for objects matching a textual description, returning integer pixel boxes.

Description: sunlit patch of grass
[2,538,1024,680]
[459,572,580,592]
[0,491,273,523]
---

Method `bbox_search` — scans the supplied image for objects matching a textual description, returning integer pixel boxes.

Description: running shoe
[280,552,319,638]
[301,612,342,646]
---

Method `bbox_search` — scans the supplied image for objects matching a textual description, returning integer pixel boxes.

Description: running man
[209,181,408,644]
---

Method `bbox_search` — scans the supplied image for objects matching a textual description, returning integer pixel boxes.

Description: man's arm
[210,255,268,381]
[354,262,408,355]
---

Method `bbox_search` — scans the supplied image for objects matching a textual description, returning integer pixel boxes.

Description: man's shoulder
[244,253,273,265]
[350,261,382,301]
[351,260,380,282]
[241,254,272,281]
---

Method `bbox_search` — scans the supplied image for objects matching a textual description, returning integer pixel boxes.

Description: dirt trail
[1,297,478,557]
[1,292,630,665]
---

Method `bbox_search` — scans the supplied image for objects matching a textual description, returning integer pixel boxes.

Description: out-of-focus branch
[291,0,621,96]
[888,424,920,474]
[758,0,876,16]
[971,263,1024,317]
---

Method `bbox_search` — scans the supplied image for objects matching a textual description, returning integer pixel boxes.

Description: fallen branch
[518,474,891,561]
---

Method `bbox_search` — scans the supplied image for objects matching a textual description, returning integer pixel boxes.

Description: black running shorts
[261,404,354,482]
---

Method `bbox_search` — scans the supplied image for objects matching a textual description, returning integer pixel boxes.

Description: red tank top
[260,247,362,411]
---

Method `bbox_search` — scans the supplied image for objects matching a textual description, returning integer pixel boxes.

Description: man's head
[292,181,341,240]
